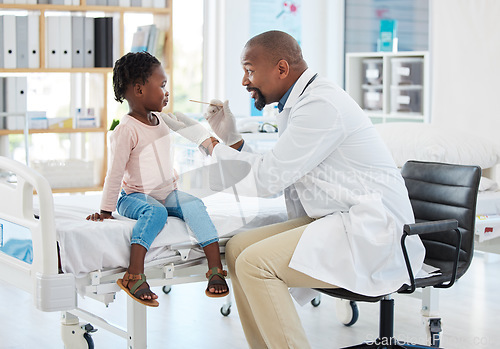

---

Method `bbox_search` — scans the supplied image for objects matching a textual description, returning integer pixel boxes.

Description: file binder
[93,17,113,67]
[105,17,113,67]
[59,16,72,68]
[0,17,3,68]
[94,17,107,67]
[27,14,40,69]
[5,77,16,130]
[5,77,27,130]
[84,17,94,68]
[0,78,4,128]
[46,16,61,68]
[15,77,27,130]
[72,16,85,68]
[16,16,29,69]
[3,15,17,69]
[153,0,164,8]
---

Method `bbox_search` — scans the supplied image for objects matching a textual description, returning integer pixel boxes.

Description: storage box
[391,57,424,86]
[362,59,383,85]
[362,85,383,111]
[27,111,48,129]
[48,118,73,129]
[390,86,422,113]
[75,108,98,128]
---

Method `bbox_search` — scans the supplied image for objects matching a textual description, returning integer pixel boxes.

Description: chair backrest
[401,161,481,278]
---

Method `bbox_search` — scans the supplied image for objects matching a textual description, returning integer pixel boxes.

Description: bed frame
[0,156,231,348]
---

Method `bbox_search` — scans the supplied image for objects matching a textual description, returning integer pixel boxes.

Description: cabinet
[345,51,429,124]
[0,1,173,193]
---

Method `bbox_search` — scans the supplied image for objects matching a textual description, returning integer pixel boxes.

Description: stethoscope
[261,73,319,133]
[299,73,318,97]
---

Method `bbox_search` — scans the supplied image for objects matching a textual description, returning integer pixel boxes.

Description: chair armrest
[403,219,458,236]
[400,219,462,294]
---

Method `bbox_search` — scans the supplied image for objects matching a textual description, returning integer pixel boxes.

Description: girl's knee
[143,205,168,224]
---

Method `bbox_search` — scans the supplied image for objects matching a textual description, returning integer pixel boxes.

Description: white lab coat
[212,68,425,297]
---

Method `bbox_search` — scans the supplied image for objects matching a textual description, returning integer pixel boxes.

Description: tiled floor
[1,252,499,349]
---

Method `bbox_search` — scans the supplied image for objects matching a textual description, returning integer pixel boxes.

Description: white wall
[203,0,345,117]
[430,0,500,139]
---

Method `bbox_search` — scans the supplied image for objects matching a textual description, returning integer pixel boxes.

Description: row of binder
[0,77,28,130]
[46,15,114,68]
[86,0,167,6]
[0,15,40,69]
[0,15,114,69]
[0,0,79,4]
[0,0,167,6]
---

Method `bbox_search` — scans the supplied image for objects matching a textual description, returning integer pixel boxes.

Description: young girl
[86,51,228,307]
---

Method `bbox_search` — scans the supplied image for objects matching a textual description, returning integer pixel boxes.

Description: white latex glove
[204,99,242,145]
[161,112,212,146]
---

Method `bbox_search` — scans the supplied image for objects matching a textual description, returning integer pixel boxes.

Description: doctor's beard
[248,87,266,111]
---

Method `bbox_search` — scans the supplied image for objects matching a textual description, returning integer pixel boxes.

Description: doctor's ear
[277,60,290,79]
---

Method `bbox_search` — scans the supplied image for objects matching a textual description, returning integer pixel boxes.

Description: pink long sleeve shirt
[100,113,178,212]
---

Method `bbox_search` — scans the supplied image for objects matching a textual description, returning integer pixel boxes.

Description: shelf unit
[0,1,173,193]
[345,51,429,124]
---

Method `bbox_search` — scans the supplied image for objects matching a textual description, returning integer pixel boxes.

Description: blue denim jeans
[116,190,218,250]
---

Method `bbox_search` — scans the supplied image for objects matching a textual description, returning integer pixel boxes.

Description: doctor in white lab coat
[162,30,425,349]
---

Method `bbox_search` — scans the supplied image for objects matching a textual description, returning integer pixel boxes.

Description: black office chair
[317,161,481,349]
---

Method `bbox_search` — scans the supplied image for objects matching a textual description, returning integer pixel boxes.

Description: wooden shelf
[0,4,170,14]
[51,186,103,193]
[1,2,173,193]
[0,127,108,136]
[0,68,112,73]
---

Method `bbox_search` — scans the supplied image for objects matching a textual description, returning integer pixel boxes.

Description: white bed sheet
[476,190,500,215]
[37,192,287,277]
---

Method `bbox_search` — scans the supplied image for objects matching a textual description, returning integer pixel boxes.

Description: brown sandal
[205,267,229,298]
[117,272,159,307]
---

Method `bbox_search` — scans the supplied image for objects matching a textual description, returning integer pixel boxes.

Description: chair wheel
[428,318,442,347]
[220,304,231,316]
[311,295,321,307]
[162,286,172,294]
[335,299,359,326]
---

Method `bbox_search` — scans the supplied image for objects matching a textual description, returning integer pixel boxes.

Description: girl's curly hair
[112,51,161,103]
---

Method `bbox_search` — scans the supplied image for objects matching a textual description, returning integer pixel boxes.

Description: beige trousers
[225,216,338,349]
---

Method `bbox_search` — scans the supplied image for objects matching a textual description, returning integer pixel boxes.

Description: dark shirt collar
[277,82,296,113]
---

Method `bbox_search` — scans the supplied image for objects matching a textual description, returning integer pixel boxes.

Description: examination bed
[0,156,288,348]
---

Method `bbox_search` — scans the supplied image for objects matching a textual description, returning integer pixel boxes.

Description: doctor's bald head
[241,30,308,110]
[244,30,307,70]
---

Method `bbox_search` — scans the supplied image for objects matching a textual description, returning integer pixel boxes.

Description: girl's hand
[86,211,113,221]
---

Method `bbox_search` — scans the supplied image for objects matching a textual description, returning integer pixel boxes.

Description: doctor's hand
[204,99,242,146]
[161,112,212,146]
